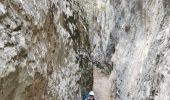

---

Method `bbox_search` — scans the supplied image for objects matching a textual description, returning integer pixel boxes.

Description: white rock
[0,3,6,16]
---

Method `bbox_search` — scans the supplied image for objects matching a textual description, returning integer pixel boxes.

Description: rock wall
[0,0,92,100]
[90,0,170,100]
[1,0,170,100]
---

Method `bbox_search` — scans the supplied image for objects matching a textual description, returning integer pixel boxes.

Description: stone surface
[1,0,170,100]
[0,0,92,100]
[93,67,112,100]
[89,0,170,100]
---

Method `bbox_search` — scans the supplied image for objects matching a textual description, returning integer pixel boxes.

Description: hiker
[85,91,96,100]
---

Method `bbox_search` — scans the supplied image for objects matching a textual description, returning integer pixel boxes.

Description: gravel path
[93,67,112,100]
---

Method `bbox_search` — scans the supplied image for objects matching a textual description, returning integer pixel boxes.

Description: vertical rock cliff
[0,0,170,100]
[89,0,170,100]
[0,0,92,100]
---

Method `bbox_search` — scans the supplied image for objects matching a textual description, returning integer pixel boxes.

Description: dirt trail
[93,67,112,100]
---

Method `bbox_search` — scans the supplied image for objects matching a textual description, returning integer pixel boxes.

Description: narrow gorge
[0,0,170,100]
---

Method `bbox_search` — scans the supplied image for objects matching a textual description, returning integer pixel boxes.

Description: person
[85,91,95,100]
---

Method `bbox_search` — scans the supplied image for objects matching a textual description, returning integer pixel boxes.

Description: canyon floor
[93,67,112,100]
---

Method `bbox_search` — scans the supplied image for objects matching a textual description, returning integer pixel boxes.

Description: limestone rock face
[90,0,170,100]
[0,0,92,100]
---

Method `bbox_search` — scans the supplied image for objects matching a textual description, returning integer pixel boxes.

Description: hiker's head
[89,91,95,100]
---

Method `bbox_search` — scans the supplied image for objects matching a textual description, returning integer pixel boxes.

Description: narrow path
[93,67,112,100]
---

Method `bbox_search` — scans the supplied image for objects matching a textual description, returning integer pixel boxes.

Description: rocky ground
[93,67,112,100]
